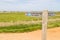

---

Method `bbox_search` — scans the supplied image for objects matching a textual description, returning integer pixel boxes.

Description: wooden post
[42,10,48,40]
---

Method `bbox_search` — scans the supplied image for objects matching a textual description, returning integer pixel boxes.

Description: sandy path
[0,27,60,40]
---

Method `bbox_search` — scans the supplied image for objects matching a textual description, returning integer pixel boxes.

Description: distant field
[0,12,60,22]
[0,12,41,22]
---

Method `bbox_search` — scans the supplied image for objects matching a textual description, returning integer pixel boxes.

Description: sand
[0,27,60,40]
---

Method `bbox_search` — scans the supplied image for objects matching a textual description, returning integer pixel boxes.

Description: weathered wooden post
[42,10,48,40]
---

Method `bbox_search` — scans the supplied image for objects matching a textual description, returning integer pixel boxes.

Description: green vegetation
[0,12,60,22]
[48,21,60,28]
[0,23,42,33]
[0,12,41,22]
[0,12,60,33]
[0,21,60,33]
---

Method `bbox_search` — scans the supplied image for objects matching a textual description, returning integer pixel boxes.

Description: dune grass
[0,12,60,33]
[0,21,60,33]
[0,23,42,33]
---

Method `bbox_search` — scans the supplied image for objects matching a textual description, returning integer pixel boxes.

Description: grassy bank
[0,21,60,33]
[0,23,42,33]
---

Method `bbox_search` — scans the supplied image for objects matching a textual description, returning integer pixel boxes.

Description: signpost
[26,10,55,40]
[42,10,48,40]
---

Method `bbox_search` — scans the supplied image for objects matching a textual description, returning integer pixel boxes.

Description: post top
[43,9,48,11]
[43,9,48,14]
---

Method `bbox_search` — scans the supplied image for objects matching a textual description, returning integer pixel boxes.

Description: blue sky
[0,0,60,11]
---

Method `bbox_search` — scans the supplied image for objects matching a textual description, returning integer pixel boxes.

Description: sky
[0,0,60,11]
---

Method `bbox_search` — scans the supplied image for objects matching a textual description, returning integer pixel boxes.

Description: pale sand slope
[0,27,60,40]
[0,18,60,27]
